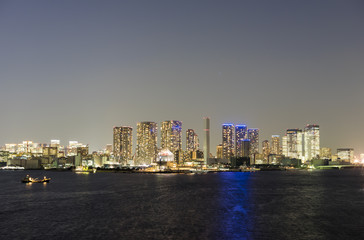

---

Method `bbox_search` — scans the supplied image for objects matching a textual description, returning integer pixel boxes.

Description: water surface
[0,169,364,239]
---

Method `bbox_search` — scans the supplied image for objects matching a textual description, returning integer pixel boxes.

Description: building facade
[204,117,210,165]
[262,140,270,162]
[271,135,281,155]
[285,129,303,160]
[186,129,199,152]
[337,148,354,163]
[161,120,182,157]
[320,147,332,160]
[136,122,158,165]
[235,125,248,158]
[113,126,133,164]
[222,124,234,160]
[248,128,259,155]
[304,124,320,160]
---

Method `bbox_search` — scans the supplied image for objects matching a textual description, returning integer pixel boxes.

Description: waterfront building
[222,124,234,160]
[186,129,199,152]
[204,117,210,165]
[235,125,248,158]
[285,129,304,160]
[136,122,158,165]
[304,124,320,160]
[271,135,281,155]
[282,136,288,156]
[248,128,259,154]
[320,147,332,160]
[241,139,250,157]
[216,144,223,159]
[161,120,182,162]
[262,140,270,162]
[360,154,364,162]
[337,148,354,163]
[113,126,133,164]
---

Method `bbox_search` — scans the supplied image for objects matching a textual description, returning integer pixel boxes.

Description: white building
[304,124,320,160]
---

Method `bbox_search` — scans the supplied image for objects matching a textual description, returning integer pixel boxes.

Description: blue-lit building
[235,125,248,158]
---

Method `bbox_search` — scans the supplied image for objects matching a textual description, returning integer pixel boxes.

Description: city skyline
[1,119,360,161]
[0,119,362,158]
[0,1,363,154]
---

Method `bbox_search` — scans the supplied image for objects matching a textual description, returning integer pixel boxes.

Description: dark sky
[0,0,363,156]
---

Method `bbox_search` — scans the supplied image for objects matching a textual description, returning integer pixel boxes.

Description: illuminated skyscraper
[235,125,247,158]
[241,139,251,157]
[186,129,199,152]
[216,144,223,159]
[204,117,210,164]
[262,140,270,162]
[337,148,354,163]
[271,135,281,155]
[286,129,303,159]
[304,124,320,160]
[136,122,158,165]
[282,136,288,156]
[248,128,259,154]
[161,121,182,160]
[222,124,234,160]
[113,126,133,164]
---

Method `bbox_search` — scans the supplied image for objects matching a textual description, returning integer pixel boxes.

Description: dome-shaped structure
[157,149,174,162]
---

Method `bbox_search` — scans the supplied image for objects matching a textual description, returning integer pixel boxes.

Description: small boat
[21,175,51,183]
[73,166,96,173]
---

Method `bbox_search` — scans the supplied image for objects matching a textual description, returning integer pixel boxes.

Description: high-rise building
[216,144,223,159]
[113,126,133,164]
[304,124,320,160]
[337,148,354,163]
[282,136,288,156]
[320,147,332,160]
[248,128,259,154]
[161,120,182,159]
[271,135,281,155]
[262,140,270,162]
[186,129,199,152]
[285,129,303,159]
[136,122,158,165]
[204,117,210,165]
[241,139,251,157]
[235,125,248,158]
[222,124,234,160]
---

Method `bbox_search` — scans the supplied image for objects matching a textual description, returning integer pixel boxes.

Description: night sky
[0,0,363,155]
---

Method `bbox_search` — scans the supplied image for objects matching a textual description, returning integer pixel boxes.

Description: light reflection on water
[0,169,364,239]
